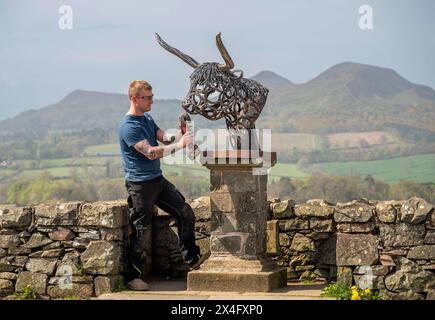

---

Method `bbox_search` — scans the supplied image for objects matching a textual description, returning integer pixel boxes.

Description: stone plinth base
[187,268,287,292]
[188,255,287,292]
[187,150,286,292]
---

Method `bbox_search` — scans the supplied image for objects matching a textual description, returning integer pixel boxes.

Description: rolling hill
[259,62,435,134]
[250,70,293,88]
[1,62,434,139]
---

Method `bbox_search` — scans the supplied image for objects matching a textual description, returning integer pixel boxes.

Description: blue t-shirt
[118,113,162,182]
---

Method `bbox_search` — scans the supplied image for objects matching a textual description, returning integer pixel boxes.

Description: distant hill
[258,62,435,134]
[250,70,293,89]
[309,62,435,100]
[1,62,435,139]
[0,90,128,134]
[0,90,220,139]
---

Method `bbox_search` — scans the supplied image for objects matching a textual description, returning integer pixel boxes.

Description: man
[118,80,201,291]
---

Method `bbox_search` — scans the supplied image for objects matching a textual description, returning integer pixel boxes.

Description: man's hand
[157,129,182,145]
[134,132,193,160]
[177,130,193,149]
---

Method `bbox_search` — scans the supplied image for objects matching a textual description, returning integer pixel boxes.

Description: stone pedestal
[187,150,287,292]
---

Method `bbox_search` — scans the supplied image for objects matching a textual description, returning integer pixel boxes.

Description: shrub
[113,278,128,292]
[15,285,38,300]
[321,283,383,300]
[321,283,352,300]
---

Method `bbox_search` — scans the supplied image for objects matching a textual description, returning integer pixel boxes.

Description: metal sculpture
[156,33,268,150]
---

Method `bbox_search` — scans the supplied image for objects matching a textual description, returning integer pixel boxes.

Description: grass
[23,167,81,178]
[15,285,38,300]
[17,166,106,179]
[271,133,317,151]
[2,141,435,184]
[161,163,208,178]
[113,278,129,292]
[0,169,17,181]
[162,155,310,180]
[321,283,352,300]
[301,278,318,284]
[42,157,112,166]
[269,162,310,180]
[82,131,395,156]
[321,283,383,300]
[320,153,435,183]
[327,131,395,149]
[84,143,120,155]
[74,262,86,276]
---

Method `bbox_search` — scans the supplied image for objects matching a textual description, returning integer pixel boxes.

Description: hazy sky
[1,0,434,120]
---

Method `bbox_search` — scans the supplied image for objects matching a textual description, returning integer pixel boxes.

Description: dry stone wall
[0,201,129,298]
[266,196,435,300]
[1,195,434,300]
[0,199,198,299]
[160,195,434,300]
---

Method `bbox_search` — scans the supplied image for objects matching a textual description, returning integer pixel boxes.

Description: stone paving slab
[95,278,334,300]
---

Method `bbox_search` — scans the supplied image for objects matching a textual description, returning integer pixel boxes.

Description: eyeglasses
[135,95,154,100]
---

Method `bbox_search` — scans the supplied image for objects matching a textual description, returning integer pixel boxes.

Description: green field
[42,157,110,166]
[2,141,435,184]
[161,163,208,178]
[0,169,15,173]
[14,167,107,179]
[271,133,317,151]
[269,163,310,180]
[84,144,120,155]
[0,155,309,181]
[162,162,309,180]
[81,130,397,155]
[320,153,435,183]
[2,153,435,183]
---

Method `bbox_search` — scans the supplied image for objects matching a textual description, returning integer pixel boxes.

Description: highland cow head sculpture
[156,33,268,149]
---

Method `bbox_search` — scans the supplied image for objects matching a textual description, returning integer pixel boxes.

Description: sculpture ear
[230,69,243,79]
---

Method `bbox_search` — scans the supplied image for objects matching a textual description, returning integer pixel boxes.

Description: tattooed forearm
[140,141,150,155]
[148,145,177,159]
[134,139,180,160]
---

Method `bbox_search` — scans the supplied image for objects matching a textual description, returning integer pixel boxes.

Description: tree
[319,135,331,151]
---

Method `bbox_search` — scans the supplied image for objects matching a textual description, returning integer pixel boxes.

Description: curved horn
[216,32,234,70]
[155,33,199,68]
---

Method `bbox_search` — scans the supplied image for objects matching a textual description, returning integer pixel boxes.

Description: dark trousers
[125,175,199,281]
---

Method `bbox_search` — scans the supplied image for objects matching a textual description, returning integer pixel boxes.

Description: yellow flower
[351,293,361,300]
[351,286,357,290]
[364,288,371,294]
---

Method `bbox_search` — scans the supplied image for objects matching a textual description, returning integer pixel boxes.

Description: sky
[1,0,434,120]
